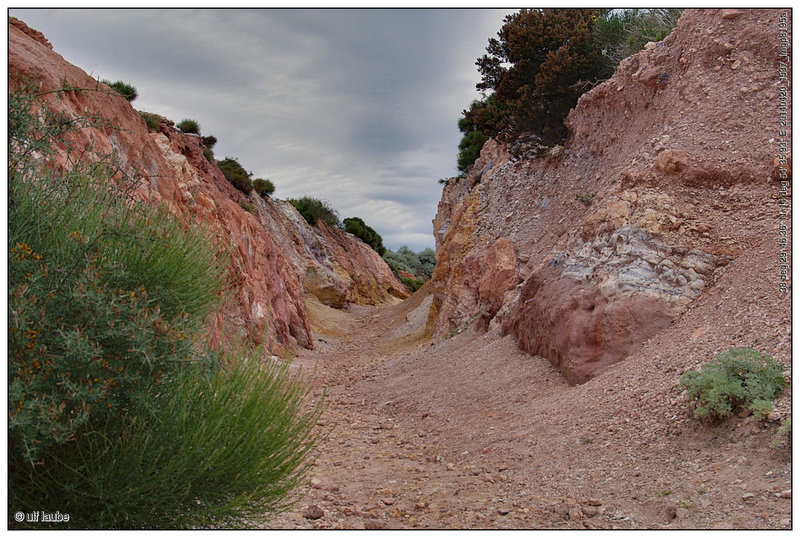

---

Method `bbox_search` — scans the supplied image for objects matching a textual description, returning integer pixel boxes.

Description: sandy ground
[266,276,792,530]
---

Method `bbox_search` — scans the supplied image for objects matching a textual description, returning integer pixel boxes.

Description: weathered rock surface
[430,9,789,384]
[9,17,407,352]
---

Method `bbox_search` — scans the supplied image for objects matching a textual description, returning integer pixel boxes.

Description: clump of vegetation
[455,8,682,170]
[203,147,214,162]
[201,134,218,149]
[400,275,425,293]
[383,246,436,280]
[240,199,255,213]
[177,118,200,134]
[102,79,138,102]
[289,196,340,227]
[217,157,253,194]
[253,178,276,197]
[456,115,489,173]
[138,110,161,132]
[343,216,385,256]
[9,79,319,529]
[575,192,596,206]
[593,9,683,70]
[680,348,786,422]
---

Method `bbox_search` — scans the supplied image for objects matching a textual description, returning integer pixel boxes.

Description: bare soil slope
[269,267,790,529]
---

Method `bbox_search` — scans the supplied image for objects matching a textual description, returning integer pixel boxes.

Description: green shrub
[13,348,320,529]
[343,216,385,256]
[203,147,214,162]
[593,9,683,70]
[217,157,253,193]
[253,178,276,197]
[383,246,436,279]
[102,79,138,102]
[400,275,425,293]
[201,134,217,149]
[9,80,319,529]
[680,348,786,422]
[456,115,489,173]
[177,118,200,134]
[289,196,340,228]
[138,110,161,132]
[240,199,254,213]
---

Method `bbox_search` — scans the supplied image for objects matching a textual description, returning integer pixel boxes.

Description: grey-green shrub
[138,110,161,132]
[289,196,340,227]
[253,178,276,197]
[9,79,320,529]
[102,79,138,102]
[680,348,786,422]
[177,118,200,134]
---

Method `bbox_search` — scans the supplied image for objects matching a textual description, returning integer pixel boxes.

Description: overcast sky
[10,8,515,251]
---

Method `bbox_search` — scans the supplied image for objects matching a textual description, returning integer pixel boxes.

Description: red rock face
[431,9,788,384]
[9,17,406,353]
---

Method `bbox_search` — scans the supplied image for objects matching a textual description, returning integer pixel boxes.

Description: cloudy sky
[10,8,515,251]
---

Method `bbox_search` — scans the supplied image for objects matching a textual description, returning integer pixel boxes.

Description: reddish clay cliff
[9,17,407,352]
[430,9,790,384]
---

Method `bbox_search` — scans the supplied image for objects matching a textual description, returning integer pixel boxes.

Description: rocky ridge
[430,8,790,384]
[9,17,407,352]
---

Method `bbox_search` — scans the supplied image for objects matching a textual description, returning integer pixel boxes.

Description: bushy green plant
[12,348,320,529]
[102,79,138,102]
[203,147,214,162]
[400,275,425,293]
[343,216,385,256]
[680,348,786,422]
[593,9,683,70]
[253,178,276,197]
[9,80,320,529]
[289,196,340,228]
[217,157,253,193]
[456,115,489,173]
[240,199,255,213]
[138,110,161,132]
[201,134,218,149]
[177,118,200,134]
[383,246,436,279]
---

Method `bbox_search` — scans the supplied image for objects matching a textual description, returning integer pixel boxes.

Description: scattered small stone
[779,490,791,499]
[498,464,509,471]
[310,478,323,489]
[586,498,603,506]
[742,493,756,501]
[364,519,386,530]
[582,506,599,518]
[675,507,690,520]
[569,507,583,521]
[382,497,395,506]
[303,505,325,520]
[497,508,510,516]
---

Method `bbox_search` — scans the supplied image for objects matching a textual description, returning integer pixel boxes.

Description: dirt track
[267,287,791,530]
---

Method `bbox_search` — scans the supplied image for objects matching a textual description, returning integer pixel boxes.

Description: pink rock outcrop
[9,17,407,352]
[430,9,788,384]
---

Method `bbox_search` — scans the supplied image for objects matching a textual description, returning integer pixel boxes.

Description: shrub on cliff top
[680,348,786,422]
[343,216,385,256]
[217,156,253,194]
[138,110,161,132]
[253,178,276,197]
[289,196,340,228]
[102,79,138,102]
[177,118,200,134]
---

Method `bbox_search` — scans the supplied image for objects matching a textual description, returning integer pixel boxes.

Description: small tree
[343,216,385,256]
[201,135,218,149]
[253,178,275,197]
[102,79,138,102]
[217,157,253,193]
[177,118,200,134]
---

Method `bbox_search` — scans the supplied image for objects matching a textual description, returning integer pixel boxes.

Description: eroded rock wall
[431,9,789,384]
[9,17,407,352]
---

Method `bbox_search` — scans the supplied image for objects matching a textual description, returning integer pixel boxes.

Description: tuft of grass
[177,118,200,134]
[102,79,138,102]
[138,110,161,132]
